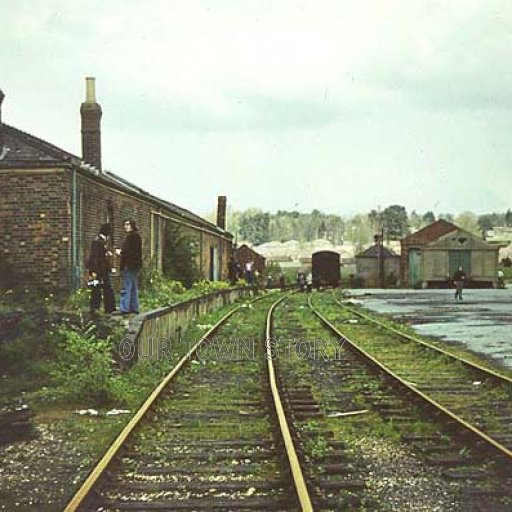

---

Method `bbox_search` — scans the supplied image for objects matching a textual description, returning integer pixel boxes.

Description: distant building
[400,220,500,288]
[355,244,400,288]
[0,79,233,291]
[236,244,266,274]
[485,227,512,244]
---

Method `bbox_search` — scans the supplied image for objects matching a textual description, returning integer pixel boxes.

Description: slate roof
[0,123,78,167]
[401,219,458,245]
[237,244,265,259]
[0,123,230,237]
[356,244,398,258]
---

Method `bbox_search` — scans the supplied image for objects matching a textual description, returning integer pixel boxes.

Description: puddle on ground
[349,288,512,370]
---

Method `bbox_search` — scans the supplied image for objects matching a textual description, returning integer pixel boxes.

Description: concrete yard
[346,287,512,370]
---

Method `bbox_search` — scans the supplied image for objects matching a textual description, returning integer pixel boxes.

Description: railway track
[306,290,512,509]
[269,297,372,510]
[65,293,315,512]
[315,291,512,457]
[63,289,512,511]
[272,294,468,510]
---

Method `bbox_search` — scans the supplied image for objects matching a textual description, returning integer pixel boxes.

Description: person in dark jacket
[228,256,238,285]
[453,266,466,300]
[87,223,116,314]
[116,219,142,314]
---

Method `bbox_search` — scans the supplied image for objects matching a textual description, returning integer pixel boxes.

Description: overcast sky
[1,0,511,217]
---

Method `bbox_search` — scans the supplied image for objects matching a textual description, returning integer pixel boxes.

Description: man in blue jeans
[116,219,142,314]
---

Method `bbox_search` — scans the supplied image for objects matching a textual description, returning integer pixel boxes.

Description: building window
[209,245,219,281]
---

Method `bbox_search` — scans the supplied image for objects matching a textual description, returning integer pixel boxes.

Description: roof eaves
[104,170,230,236]
[2,123,232,239]
[401,220,458,243]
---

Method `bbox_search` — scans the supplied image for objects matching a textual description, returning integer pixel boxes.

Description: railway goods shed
[355,244,400,288]
[0,79,233,292]
[401,219,500,288]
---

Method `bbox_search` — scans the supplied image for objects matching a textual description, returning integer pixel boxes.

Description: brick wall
[77,172,233,287]
[1,167,233,293]
[0,168,71,290]
[236,246,266,274]
[77,173,153,289]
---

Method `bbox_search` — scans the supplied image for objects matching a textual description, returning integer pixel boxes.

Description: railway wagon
[312,250,340,288]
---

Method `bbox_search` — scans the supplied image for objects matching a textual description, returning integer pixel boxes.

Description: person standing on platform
[453,266,466,300]
[245,261,254,284]
[228,256,238,285]
[116,219,142,314]
[87,223,116,314]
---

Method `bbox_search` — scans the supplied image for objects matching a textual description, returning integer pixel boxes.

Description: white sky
[1,0,511,216]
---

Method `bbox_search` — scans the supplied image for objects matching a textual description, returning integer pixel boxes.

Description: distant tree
[318,220,327,239]
[325,214,345,244]
[368,209,380,232]
[263,209,347,243]
[408,210,422,231]
[238,209,270,245]
[346,214,373,251]
[301,209,320,240]
[505,210,512,227]
[478,212,507,232]
[455,211,480,235]
[382,205,409,240]
[477,214,497,233]
[269,215,293,242]
[162,224,200,288]
[439,212,454,223]
[423,211,436,224]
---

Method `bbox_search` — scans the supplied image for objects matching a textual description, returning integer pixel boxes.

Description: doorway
[449,250,471,278]
[408,249,422,287]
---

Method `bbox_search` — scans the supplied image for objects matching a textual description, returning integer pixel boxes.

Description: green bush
[139,272,233,310]
[139,270,188,310]
[190,279,230,295]
[63,287,91,313]
[162,224,201,287]
[50,324,117,404]
[45,322,175,407]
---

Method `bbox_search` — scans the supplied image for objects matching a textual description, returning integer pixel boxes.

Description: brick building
[400,219,500,288]
[0,79,233,292]
[236,244,266,275]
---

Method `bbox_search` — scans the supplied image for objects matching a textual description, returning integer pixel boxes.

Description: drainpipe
[199,231,204,276]
[71,167,78,291]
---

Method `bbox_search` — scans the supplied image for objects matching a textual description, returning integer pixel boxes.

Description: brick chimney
[217,196,227,230]
[80,77,102,170]
[0,88,5,153]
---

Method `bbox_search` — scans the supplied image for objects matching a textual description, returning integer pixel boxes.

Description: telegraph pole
[380,226,385,288]
[376,206,385,289]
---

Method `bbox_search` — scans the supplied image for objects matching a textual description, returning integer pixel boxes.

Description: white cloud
[1,0,512,216]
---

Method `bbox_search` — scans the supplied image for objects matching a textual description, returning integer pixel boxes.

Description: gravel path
[0,414,124,511]
[352,435,461,511]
